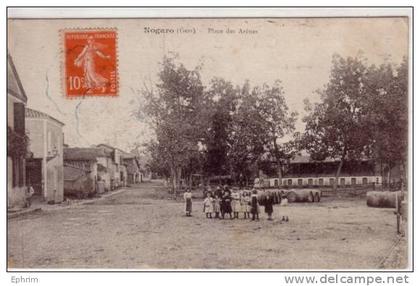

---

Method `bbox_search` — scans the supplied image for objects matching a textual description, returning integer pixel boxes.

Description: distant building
[62,162,92,199]
[122,153,142,184]
[97,144,127,188]
[64,147,112,197]
[256,154,382,188]
[25,108,65,203]
[7,54,28,209]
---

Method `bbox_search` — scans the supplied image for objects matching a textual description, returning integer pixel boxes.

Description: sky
[8,17,408,152]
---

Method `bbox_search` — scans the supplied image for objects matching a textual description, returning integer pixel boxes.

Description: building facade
[7,55,28,209]
[123,154,142,185]
[25,108,65,203]
[97,144,127,188]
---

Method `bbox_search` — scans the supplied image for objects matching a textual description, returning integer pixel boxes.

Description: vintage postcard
[6,8,412,271]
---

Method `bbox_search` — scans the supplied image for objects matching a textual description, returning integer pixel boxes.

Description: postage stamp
[63,29,118,97]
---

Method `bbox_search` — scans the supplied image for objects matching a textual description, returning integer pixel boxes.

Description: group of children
[183,185,289,221]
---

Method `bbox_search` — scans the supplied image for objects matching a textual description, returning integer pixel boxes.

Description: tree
[143,140,170,179]
[202,78,238,179]
[256,81,298,183]
[364,58,408,186]
[227,82,267,185]
[142,56,207,196]
[300,55,372,190]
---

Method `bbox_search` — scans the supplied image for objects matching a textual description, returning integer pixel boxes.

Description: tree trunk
[334,159,344,191]
[189,173,192,189]
[175,165,182,199]
[277,162,283,187]
[387,162,392,190]
[170,166,176,194]
[400,161,406,191]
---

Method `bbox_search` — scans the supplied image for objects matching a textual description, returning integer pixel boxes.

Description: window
[351,178,356,185]
[288,179,293,186]
[298,179,303,185]
[329,178,335,185]
[340,178,345,185]
[362,177,368,185]
[319,178,324,186]
[308,178,313,185]
[274,179,279,187]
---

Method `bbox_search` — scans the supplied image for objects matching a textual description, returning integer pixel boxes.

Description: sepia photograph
[6,7,412,270]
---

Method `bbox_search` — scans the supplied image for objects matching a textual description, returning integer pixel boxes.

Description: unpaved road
[8,181,407,269]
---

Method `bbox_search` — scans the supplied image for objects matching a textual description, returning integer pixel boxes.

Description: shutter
[13,103,25,135]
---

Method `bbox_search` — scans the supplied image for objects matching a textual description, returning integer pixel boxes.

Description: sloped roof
[289,155,371,164]
[26,108,65,126]
[8,54,27,103]
[64,147,111,161]
[289,155,338,164]
[262,152,371,164]
[97,144,115,151]
[122,153,136,159]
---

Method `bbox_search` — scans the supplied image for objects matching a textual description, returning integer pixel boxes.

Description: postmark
[63,29,118,97]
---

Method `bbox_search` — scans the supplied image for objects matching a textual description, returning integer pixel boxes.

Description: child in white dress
[203,192,214,218]
[231,190,241,219]
[240,191,251,219]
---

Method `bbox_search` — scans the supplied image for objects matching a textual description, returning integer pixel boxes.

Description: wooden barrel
[366,191,402,208]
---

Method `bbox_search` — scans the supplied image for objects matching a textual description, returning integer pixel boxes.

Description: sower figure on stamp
[183,188,192,217]
[74,36,111,91]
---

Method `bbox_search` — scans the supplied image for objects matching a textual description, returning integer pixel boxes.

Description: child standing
[263,190,274,221]
[183,188,192,217]
[213,195,221,219]
[280,191,289,222]
[221,186,233,219]
[250,190,260,221]
[231,190,241,219]
[203,192,214,218]
[241,191,251,219]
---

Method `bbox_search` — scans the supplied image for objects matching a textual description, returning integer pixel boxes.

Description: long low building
[256,155,384,188]
[255,175,382,189]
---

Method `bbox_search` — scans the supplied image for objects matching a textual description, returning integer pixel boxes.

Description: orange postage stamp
[63,29,118,97]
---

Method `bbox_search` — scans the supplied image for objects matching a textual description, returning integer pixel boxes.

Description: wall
[8,97,14,129]
[7,96,27,209]
[7,98,14,205]
[26,119,44,157]
[96,156,111,192]
[25,118,64,203]
[46,120,64,202]
[63,161,96,198]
